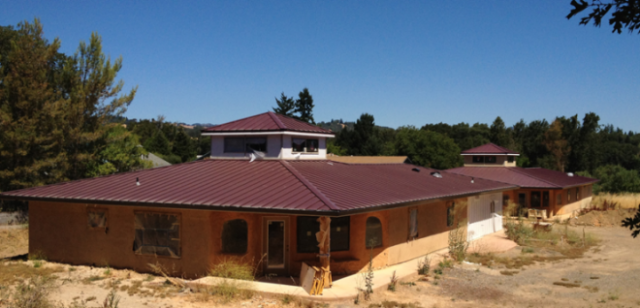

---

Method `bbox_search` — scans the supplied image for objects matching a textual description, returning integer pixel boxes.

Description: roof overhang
[202,131,335,138]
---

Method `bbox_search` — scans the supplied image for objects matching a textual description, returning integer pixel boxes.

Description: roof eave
[201,130,335,138]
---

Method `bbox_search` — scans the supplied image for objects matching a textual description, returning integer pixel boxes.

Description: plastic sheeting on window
[408,208,418,240]
[88,210,107,228]
[133,212,180,258]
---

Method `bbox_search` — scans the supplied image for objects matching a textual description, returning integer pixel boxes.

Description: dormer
[201,112,335,160]
[461,143,519,167]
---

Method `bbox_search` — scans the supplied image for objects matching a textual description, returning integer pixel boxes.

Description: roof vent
[136,177,140,186]
[567,172,574,177]
[471,177,475,184]
[412,168,420,173]
[431,172,442,178]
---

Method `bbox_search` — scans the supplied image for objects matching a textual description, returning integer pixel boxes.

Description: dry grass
[0,261,64,286]
[592,193,640,209]
[0,226,28,258]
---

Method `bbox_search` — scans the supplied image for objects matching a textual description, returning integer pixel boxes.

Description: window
[408,208,418,240]
[576,187,580,200]
[567,189,572,202]
[365,217,382,248]
[542,191,550,207]
[296,216,350,253]
[224,137,267,153]
[531,192,541,208]
[222,219,248,254]
[503,195,510,207]
[292,138,319,153]
[447,202,455,227]
[490,201,496,213]
[133,212,181,258]
[507,156,514,163]
[472,156,484,163]
[88,209,107,229]
[556,193,562,206]
[485,156,497,163]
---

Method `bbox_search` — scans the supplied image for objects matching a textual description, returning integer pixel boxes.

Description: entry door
[263,217,289,275]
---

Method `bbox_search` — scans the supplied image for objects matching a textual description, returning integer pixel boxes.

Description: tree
[544,119,571,172]
[272,92,295,117]
[568,0,640,34]
[86,126,150,176]
[0,20,66,191]
[489,116,510,147]
[393,127,462,169]
[172,128,196,162]
[144,131,171,156]
[335,113,383,156]
[295,88,315,124]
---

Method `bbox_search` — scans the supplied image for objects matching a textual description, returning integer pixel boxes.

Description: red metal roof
[202,112,333,134]
[447,166,597,189]
[461,143,519,155]
[0,160,515,215]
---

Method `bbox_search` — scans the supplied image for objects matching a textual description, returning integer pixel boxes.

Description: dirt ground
[0,225,28,259]
[1,223,640,307]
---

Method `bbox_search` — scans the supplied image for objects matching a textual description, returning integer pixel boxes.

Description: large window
[221,219,248,254]
[485,156,497,163]
[542,191,550,207]
[531,192,541,208]
[365,217,382,248]
[292,138,319,153]
[224,137,267,153]
[503,195,510,207]
[133,212,181,258]
[576,187,580,200]
[408,208,418,240]
[472,156,484,163]
[567,189,572,202]
[507,156,515,163]
[297,216,350,253]
[556,193,562,206]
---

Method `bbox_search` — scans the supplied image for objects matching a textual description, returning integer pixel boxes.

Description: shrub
[7,276,54,308]
[417,256,431,275]
[387,271,398,292]
[209,258,254,281]
[448,224,469,261]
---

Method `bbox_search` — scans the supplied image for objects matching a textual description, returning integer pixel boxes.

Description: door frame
[262,216,290,276]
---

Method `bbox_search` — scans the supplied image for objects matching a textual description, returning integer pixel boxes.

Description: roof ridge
[509,167,560,187]
[267,111,287,130]
[201,112,270,132]
[279,160,340,211]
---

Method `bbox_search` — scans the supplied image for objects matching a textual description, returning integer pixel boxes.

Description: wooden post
[316,216,332,288]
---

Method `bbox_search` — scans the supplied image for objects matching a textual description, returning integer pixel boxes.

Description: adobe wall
[30,197,472,278]
[29,201,213,278]
[500,184,594,217]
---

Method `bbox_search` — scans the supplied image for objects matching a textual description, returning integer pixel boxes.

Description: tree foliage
[567,0,640,34]
[295,88,315,124]
[393,127,462,169]
[272,92,295,117]
[0,19,138,192]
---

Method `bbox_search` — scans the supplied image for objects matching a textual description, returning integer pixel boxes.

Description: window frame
[221,219,248,254]
[292,138,320,154]
[485,156,497,163]
[507,156,515,163]
[531,191,541,208]
[296,216,350,253]
[576,187,580,200]
[87,207,108,230]
[472,156,485,163]
[133,211,181,259]
[365,216,383,249]
[446,202,455,227]
[408,207,419,240]
[556,193,562,206]
[542,191,550,207]
[223,137,267,154]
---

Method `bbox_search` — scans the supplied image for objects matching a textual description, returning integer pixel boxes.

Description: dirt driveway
[2,225,640,308]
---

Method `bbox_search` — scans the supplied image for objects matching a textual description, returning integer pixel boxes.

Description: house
[0,112,516,279]
[448,143,598,226]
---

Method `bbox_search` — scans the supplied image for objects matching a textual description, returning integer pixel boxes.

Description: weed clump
[416,256,430,275]
[208,258,255,281]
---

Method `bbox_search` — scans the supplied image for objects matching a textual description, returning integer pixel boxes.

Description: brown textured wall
[29,201,212,278]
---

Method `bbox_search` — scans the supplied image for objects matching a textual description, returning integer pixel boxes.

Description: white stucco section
[209,134,326,160]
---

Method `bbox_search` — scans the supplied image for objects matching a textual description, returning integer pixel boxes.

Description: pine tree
[294,88,315,124]
[0,20,66,191]
[272,92,295,117]
[144,131,171,156]
[172,128,195,162]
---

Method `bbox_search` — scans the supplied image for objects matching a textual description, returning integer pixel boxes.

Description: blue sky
[2,1,639,131]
